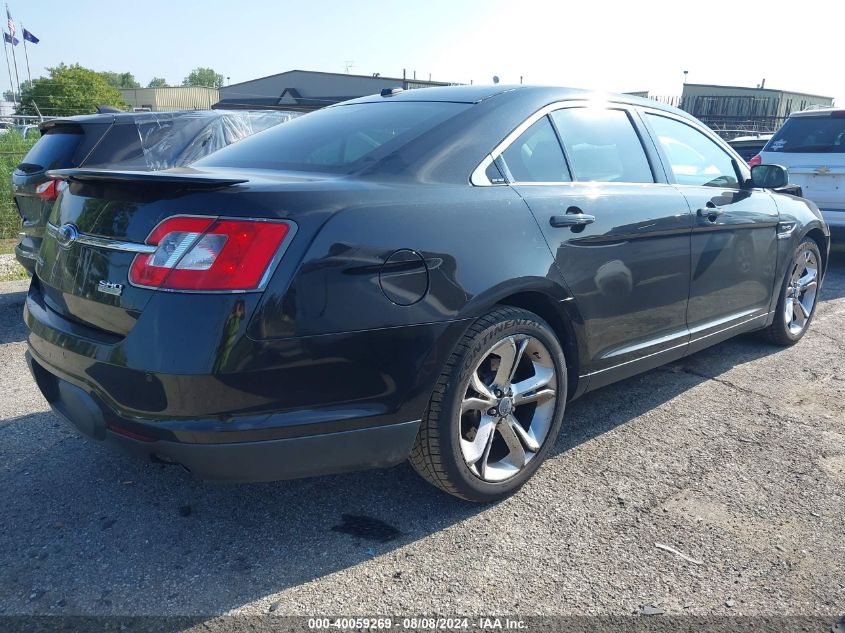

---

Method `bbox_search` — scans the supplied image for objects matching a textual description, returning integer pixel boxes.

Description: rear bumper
[27,350,420,482]
[24,279,468,482]
[14,241,37,275]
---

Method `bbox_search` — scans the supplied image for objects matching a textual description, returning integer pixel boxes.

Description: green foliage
[182,67,225,89]
[4,80,33,102]
[100,71,141,89]
[17,63,127,117]
[147,77,168,88]
[0,133,38,239]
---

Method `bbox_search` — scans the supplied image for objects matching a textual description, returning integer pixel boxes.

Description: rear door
[499,105,693,388]
[642,112,780,352]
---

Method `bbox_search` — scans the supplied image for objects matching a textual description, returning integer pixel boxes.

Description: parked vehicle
[11,109,300,273]
[25,86,829,502]
[752,108,845,248]
[728,133,772,161]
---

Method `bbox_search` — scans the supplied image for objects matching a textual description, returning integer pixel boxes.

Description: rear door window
[646,114,739,188]
[551,108,654,183]
[500,116,570,183]
[765,115,845,153]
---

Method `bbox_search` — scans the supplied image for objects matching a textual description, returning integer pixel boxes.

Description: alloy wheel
[785,248,819,335]
[458,335,558,482]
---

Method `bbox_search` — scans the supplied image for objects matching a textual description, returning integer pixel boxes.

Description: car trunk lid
[35,169,249,337]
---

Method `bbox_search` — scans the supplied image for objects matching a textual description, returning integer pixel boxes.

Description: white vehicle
[753,108,845,247]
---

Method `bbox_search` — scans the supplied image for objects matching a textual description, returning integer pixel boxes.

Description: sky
[7,0,843,103]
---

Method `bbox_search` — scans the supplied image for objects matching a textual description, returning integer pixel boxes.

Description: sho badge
[97,280,124,297]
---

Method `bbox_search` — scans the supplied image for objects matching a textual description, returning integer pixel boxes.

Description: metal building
[647,83,834,138]
[119,87,220,112]
[215,69,458,111]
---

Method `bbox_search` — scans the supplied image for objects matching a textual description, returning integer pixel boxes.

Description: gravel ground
[0,254,26,282]
[0,256,843,620]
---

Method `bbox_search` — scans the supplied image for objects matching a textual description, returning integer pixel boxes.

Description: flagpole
[20,21,30,85]
[6,5,19,97]
[2,32,14,104]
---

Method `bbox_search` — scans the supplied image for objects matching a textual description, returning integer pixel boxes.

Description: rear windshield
[766,115,845,153]
[16,127,83,173]
[195,101,470,173]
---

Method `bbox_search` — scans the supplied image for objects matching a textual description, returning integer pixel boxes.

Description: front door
[498,107,693,389]
[643,113,780,353]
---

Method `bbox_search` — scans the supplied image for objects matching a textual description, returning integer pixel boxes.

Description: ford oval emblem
[56,223,79,249]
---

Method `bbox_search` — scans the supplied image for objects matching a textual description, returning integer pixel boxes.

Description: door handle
[696,203,724,221]
[550,212,596,228]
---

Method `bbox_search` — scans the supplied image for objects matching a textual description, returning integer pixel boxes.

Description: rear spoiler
[46,168,248,188]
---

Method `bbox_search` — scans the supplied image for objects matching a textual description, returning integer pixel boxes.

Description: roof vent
[381,87,403,97]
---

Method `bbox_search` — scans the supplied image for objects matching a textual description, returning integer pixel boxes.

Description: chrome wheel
[784,248,819,335]
[459,335,557,483]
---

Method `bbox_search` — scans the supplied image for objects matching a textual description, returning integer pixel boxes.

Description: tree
[147,77,168,88]
[100,71,141,89]
[182,67,224,89]
[17,64,126,116]
[4,80,33,102]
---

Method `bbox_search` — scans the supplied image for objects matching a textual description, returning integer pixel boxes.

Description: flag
[5,7,13,38]
[22,28,37,43]
[3,31,17,45]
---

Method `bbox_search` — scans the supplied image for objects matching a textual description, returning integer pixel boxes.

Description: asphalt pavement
[0,255,843,620]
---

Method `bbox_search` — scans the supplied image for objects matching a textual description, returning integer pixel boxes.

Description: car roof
[730,134,772,142]
[338,84,687,116]
[790,107,845,118]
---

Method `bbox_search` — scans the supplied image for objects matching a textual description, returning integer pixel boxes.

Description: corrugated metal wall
[119,87,220,111]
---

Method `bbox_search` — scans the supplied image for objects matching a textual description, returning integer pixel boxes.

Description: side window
[500,116,570,183]
[551,108,654,183]
[646,114,739,188]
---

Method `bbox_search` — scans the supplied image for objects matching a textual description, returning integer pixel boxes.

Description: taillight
[747,154,762,167]
[35,179,59,200]
[129,216,292,291]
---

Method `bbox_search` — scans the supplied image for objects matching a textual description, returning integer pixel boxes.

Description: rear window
[16,127,83,174]
[766,115,845,153]
[196,101,470,173]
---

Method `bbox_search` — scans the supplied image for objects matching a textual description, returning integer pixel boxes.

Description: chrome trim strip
[46,223,156,254]
[471,99,623,186]
[583,310,770,378]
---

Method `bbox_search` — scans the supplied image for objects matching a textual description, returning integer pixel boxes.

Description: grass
[0,262,29,282]
[0,132,38,240]
[0,237,17,255]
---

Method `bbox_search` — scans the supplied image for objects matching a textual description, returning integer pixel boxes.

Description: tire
[409,306,567,502]
[761,237,822,346]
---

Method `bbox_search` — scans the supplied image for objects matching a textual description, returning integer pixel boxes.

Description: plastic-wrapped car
[11,110,300,273]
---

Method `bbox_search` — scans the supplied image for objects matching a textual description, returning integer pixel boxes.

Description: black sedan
[24,85,829,502]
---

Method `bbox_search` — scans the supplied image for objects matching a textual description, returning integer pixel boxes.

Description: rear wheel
[761,238,822,346]
[409,306,567,502]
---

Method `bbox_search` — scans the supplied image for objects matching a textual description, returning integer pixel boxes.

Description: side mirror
[750,164,788,189]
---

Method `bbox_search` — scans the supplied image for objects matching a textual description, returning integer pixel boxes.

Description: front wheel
[409,306,567,502]
[761,237,822,346]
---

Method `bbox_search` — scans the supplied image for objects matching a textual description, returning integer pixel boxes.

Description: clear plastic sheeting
[85,110,301,171]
